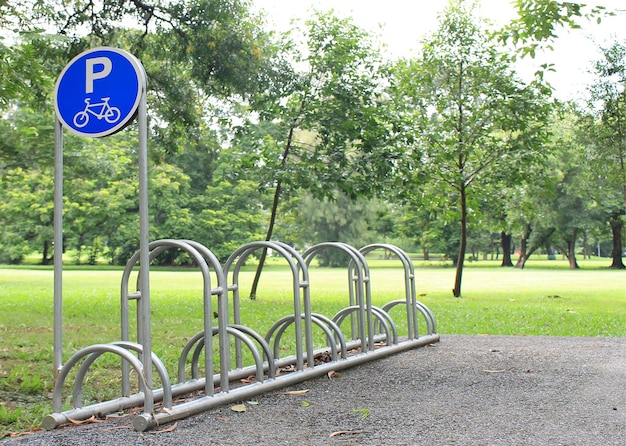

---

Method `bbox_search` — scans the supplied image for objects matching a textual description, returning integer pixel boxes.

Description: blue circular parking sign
[54,47,146,138]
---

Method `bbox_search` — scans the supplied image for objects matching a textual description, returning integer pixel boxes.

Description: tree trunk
[609,213,625,269]
[564,229,580,270]
[453,184,467,297]
[500,231,513,267]
[514,224,531,269]
[42,240,51,265]
[515,226,556,269]
[452,59,466,298]
[249,181,282,299]
[249,114,300,299]
[423,246,430,261]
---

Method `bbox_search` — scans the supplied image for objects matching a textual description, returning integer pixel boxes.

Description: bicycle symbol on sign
[73,97,121,128]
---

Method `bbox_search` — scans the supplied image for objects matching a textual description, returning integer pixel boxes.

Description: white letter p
[85,57,112,94]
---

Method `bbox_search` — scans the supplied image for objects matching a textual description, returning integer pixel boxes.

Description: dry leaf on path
[65,415,105,426]
[147,422,178,434]
[327,370,339,379]
[330,431,361,437]
[281,389,309,395]
[231,404,247,413]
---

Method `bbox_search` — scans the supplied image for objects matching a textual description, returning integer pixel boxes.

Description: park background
[1,0,625,439]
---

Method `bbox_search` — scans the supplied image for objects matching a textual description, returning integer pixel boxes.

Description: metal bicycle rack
[43,239,439,432]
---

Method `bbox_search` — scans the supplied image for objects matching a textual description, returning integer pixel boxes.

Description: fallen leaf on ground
[231,404,247,412]
[281,389,309,395]
[65,415,105,425]
[330,431,361,437]
[327,370,338,379]
[147,422,178,434]
[9,430,40,438]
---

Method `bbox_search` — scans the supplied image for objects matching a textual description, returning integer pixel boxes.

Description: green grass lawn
[0,258,624,437]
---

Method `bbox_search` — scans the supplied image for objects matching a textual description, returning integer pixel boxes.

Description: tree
[390,0,551,296]
[508,174,559,269]
[0,0,287,266]
[515,107,601,271]
[239,11,394,297]
[295,192,377,266]
[581,41,626,269]
[0,167,54,263]
[149,163,194,262]
[0,2,50,109]
[190,177,265,262]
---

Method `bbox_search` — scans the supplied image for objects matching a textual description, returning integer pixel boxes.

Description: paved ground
[3,335,625,445]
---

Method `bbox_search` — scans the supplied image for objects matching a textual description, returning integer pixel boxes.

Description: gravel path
[4,335,625,445]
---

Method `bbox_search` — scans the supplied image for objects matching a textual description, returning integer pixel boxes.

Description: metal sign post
[52,46,150,400]
[53,120,63,377]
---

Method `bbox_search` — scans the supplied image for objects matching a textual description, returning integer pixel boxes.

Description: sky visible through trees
[254,0,626,102]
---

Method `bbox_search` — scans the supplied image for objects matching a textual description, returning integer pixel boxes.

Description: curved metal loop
[51,343,151,413]
[72,341,172,410]
[303,242,379,351]
[359,244,420,339]
[184,326,268,389]
[416,301,437,335]
[332,305,397,346]
[382,299,437,336]
[265,314,345,364]
[178,331,206,383]
[229,324,277,378]
[223,241,313,372]
[309,313,348,360]
[370,307,399,345]
[120,239,221,396]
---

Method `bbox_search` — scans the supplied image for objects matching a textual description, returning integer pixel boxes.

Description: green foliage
[390,0,552,293]
[0,405,22,425]
[190,179,266,262]
[1,0,278,155]
[295,192,378,266]
[499,0,610,58]
[578,41,626,268]
[0,41,50,109]
[0,168,54,263]
[0,0,622,274]
[239,10,394,201]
